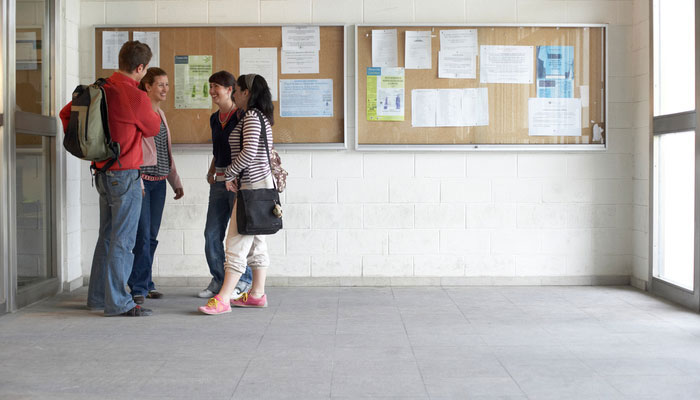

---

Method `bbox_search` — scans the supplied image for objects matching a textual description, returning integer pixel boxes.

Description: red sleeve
[131,90,160,138]
[59,102,72,133]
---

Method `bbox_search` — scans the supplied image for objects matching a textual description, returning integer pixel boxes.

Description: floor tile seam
[326,296,341,398]
[492,355,531,399]
[229,356,255,399]
[392,287,431,399]
[440,285,475,325]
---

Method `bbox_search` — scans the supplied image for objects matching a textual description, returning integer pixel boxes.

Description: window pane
[653,0,695,116]
[15,134,52,288]
[15,0,50,115]
[654,131,695,290]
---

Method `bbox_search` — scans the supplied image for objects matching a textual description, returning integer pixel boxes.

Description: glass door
[13,0,58,308]
[651,0,700,310]
[1,0,7,314]
[1,0,59,311]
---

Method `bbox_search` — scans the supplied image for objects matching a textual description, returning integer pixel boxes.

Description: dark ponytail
[237,74,274,125]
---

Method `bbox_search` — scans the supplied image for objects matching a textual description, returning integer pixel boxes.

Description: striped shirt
[141,121,170,177]
[225,109,273,185]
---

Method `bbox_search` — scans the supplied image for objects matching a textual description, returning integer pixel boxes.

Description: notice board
[95,25,346,148]
[355,25,606,150]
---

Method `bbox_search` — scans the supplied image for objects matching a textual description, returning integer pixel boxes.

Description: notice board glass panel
[355,25,606,149]
[95,25,346,146]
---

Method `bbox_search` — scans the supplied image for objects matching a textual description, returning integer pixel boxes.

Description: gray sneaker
[233,280,252,300]
[198,278,221,298]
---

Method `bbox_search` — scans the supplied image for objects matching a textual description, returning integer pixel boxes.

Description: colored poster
[536,46,574,98]
[174,55,212,109]
[367,67,404,121]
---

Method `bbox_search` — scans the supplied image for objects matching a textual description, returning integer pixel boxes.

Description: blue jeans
[204,181,252,293]
[128,179,166,296]
[87,169,142,316]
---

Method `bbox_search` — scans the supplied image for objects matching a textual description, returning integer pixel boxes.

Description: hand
[142,189,145,197]
[173,187,184,200]
[225,180,238,193]
[207,175,215,185]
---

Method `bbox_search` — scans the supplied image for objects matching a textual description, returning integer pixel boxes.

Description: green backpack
[62,78,120,172]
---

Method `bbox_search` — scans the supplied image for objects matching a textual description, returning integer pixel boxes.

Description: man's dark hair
[118,41,152,73]
[208,71,236,101]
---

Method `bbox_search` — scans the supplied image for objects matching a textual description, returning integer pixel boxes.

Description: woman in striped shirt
[128,67,184,305]
[199,73,275,314]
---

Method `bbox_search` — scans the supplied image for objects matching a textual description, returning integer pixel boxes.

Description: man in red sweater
[60,41,160,316]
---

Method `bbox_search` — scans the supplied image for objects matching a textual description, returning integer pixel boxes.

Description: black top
[210,109,242,168]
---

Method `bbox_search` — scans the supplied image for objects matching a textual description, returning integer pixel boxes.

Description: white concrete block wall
[63,0,83,285]
[631,0,650,286]
[70,0,644,284]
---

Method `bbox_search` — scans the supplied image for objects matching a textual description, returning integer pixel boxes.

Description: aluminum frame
[93,23,350,151]
[0,0,6,314]
[2,0,61,312]
[354,23,609,152]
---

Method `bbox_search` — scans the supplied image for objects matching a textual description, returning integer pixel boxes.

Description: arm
[225,111,262,181]
[159,110,183,195]
[206,158,216,185]
[59,102,72,132]
[132,90,161,138]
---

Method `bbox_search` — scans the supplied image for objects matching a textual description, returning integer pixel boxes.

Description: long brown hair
[138,67,167,91]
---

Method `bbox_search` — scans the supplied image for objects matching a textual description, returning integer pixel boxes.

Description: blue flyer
[536,46,574,98]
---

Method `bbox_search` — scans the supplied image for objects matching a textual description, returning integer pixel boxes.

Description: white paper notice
[440,29,478,55]
[282,26,320,50]
[405,31,432,70]
[133,31,160,67]
[528,98,582,136]
[462,88,489,126]
[411,89,437,127]
[436,89,463,127]
[280,79,332,117]
[102,31,128,70]
[438,51,476,79]
[281,50,319,74]
[240,48,279,101]
[480,45,534,84]
[372,29,398,67]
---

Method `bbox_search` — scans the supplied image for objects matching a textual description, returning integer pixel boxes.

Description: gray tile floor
[2,286,700,399]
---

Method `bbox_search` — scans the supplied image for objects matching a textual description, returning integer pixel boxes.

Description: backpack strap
[91,78,121,174]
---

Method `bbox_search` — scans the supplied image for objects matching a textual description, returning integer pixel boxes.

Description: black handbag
[236,111,283,235]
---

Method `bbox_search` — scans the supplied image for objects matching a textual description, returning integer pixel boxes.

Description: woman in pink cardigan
[128,67,184,305]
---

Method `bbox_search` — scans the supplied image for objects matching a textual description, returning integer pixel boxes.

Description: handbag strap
[239,109,277,192]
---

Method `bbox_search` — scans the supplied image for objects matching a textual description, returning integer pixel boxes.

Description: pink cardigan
[141,108,183,190]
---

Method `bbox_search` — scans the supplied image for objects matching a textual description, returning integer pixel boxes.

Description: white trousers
[223,176,273,274]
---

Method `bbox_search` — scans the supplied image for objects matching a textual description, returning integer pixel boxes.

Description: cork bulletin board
[355,24,607,150]
[95,25,346,148]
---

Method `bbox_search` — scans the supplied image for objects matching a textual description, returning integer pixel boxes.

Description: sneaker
[198,295,231,315]
[197,288,215,298]
[231,292,267,308]
[132,295,145,305]
[120,305,153,317]
[232,280,252,300]
[147,290,163,299]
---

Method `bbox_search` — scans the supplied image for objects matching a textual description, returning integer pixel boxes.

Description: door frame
[1,0,63,313]
[649,0,700,312]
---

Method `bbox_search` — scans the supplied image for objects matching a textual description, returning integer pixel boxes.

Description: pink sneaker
[198,295,231,315]
[231,292,267,308]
